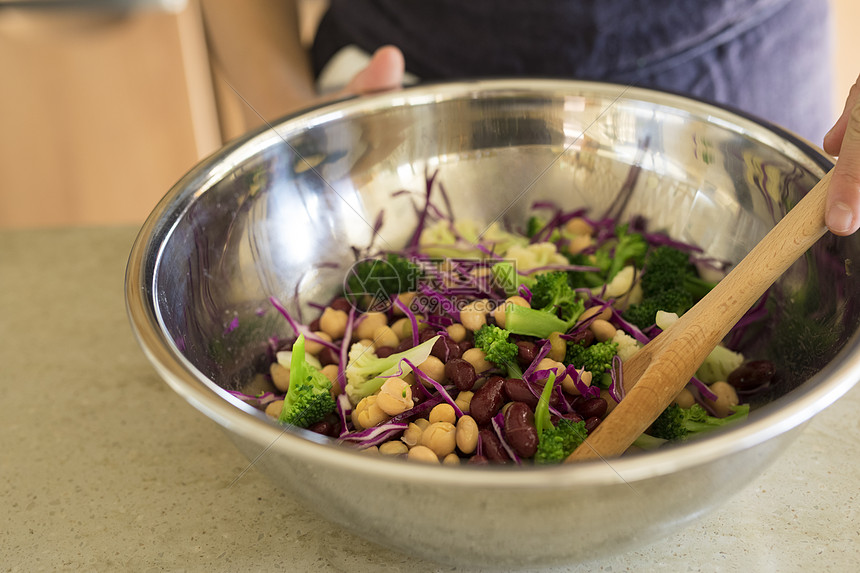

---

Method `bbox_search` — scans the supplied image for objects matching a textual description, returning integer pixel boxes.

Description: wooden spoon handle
[567,168,833,462]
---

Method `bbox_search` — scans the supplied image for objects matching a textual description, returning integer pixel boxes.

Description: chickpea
[455,415,479,454]
[536,358,568,390]
[379,441,409,456]
[492,295,530,328]
[446,323,467,343]
[454,390,474,414]
[429,403,457,425]
[270,362,290,393]
[673,387,696,409]
[355,312,387,340]
[319,308,348,340]
[564,217,594,236]
[704,381,740,418]
[401,422,425,447]
[413,417,431,430]
[462,347,493,374]
[579,305,612,323]
[305,331,333,355]
[589,319,617,342]
[547,332,567,362]
[390,317,410,340]
[420,421,457,457]
[407,445,439,464]
[392,292,416,315]
[460,299,490,332]
[320,364,339,383]
[376,377,413,416]
[372,325,399,349]
[352,395,390,430]
[360,446,380,456]
[566,234,592,256]
[418,355,446,385]
[321,364,342,399]
[264,399,284,419]
[442,453,461,465]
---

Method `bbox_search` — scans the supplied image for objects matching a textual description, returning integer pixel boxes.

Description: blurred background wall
[0,0,855,228]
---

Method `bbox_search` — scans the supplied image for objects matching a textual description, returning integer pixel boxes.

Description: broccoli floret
[526,215,546,238]
[278,335,337,428]
[532,370,589,463]
[535,419,588,463]
[606,224,648,282]
[530,271,585,321]
[345,253,422,310]
[564,339,618,379]
[623,245,717,329]
[473,324,523,378]
[566,224,646,289]
[344,335,440,405]
[504,304,581,339]
[623,289,693,329]
[504,271,585,338]
[647,402,750,442]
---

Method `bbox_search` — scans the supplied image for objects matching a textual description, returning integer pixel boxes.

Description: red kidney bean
[330,297,352,312]
[584,416,602,434]
[567,330,595,348]
[579,397,607,419]
[504,378,539,409]
[308,318,321,332]
[431,335,461,362]
[395,338,413,354]
[430,336,448,361]
[318,346,340,366]
[504,402,538,458]
[728,360,776,390]
[469,376,507,425]
[458,339,474,353]
[419,328,439,343]
[308,420,338,437]
[445,337,462,361]
[569,395,586,412]
[562,412,584,424]
[375,345,395,358]
[479,428,510,463]
[445,358,477,391]
[468,454,489,465]
[504,378,559,409]
[516,340,537,366]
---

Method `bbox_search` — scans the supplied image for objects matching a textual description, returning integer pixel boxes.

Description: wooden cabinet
[0,2,221,228]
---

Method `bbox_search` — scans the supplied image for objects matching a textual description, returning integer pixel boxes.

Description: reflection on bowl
[126,80,860,568]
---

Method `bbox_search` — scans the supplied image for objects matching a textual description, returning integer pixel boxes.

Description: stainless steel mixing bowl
[126,80,860,568]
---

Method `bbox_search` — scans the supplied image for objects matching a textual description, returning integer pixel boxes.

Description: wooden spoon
[566,168,834,462]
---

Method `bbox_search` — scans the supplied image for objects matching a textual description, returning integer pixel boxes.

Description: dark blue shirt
[312,0,833,141]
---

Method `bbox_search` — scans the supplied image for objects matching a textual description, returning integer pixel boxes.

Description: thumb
[824,75,860,236]
[342,45,405,97]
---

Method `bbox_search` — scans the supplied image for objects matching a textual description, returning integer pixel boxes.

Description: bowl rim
[126,78,859,488]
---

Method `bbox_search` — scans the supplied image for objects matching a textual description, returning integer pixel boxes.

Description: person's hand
[823,74,860,236]
[339,45,405,98]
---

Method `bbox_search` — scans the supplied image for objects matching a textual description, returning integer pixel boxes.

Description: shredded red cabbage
[491,412,521,465]
[340,422,409,449]
[401,358,464,417]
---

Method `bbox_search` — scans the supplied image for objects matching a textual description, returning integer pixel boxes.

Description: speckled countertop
[1,227,858,572]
